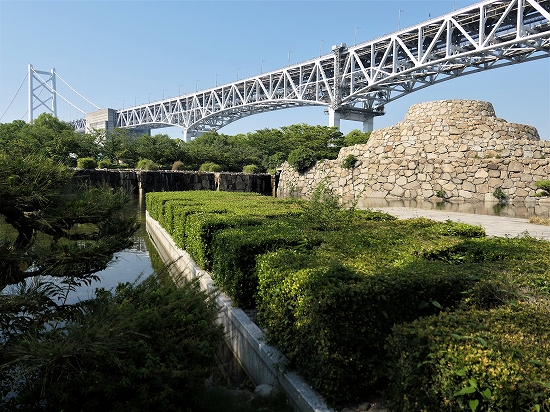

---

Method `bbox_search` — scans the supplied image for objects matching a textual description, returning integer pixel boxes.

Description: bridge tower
[28,64,57,123]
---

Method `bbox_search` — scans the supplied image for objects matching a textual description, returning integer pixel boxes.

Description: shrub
[493,187,507,202]
[211,218,319,307]
[535,179,550,196]
[2,275,224,412]
[342,154,358,169]
[171,160,185,171]
[386,305,550,412]
[199,161,223,172]
[136,158,158,170]
[256,250,474,406]
[288,147,315,173]
[343,129,371,146]
[77,157,97,169]
[97,159,113,169]
[436,189,448,199]
[242,164,260,174]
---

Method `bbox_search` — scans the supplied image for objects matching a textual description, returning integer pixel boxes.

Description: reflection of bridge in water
[24,0,550,141]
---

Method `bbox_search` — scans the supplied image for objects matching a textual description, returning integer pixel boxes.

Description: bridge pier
[182,128,204,143]
[328,107,379,133]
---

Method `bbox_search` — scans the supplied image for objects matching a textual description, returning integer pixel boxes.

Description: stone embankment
[73,169,275,196]
[277,100,550,204]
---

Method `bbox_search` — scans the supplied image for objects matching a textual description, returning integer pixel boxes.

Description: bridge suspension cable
[0,73,27,122]
[55,72,100,110]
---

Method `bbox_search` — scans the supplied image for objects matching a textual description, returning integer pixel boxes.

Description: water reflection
[65,197,154,304]
[346,196,550,219]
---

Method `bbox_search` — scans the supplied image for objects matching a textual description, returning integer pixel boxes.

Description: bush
[136,158,158,170]
[493,187,507,202]
[172,160,185,171]
[288,147,315,173]
[199,161,223,172]
[342,154,358,169]
[535,179,550,196]
[211,218,319,307]
[343,129,371,146]
[256,250,475,406]
[97,159,113,169]
[146,191,550,408]
[242,164,260,174]
[386,305,550,412]
[77,157,97,169]
[2,275,224,412]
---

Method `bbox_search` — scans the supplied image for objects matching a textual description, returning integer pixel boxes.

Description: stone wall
[73,170,274,196]
[277,100,550,204]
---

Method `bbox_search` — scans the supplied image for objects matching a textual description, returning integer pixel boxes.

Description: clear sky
[1,0,549,140]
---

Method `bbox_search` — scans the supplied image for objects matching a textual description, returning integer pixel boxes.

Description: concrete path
[374,207,550,240]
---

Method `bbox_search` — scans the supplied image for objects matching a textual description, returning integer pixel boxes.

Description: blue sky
[1,0,549,140]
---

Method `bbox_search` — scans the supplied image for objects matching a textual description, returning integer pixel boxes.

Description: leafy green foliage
[386,305,550,412]
[171,160,185,170]
[1,275,225,412]
[342,154,358,169]
[77,157,97,169]
[0,152,137,343]
[535,179,550,196]
[493,187,507,202]
[288,147,316,173]
[199,161,223,172]
[136,158,159,170]
[147,190,550,408]
[211,218,319,307]
[436,189,448,199]
[0,114,98,166]
[243,164,261,174]
[97,158,114,169]
[343,129,370,146]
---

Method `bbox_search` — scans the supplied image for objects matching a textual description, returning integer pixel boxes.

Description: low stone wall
[277,100,550,203]
[73,169,274,196]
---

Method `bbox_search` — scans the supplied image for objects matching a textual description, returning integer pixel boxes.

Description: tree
[0,151,137,345]
[343,129,370,146]
[133,133,182,167]
[91,128,138,165]
[2,275,224,411]
[0,114,99,166]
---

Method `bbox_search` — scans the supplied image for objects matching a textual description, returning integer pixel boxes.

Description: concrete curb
[146,212,334,412]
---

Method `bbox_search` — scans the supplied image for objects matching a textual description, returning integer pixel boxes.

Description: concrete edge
[145,211,335,412]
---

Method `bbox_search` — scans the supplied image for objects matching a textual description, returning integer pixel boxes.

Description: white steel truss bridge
[113,0,550,141]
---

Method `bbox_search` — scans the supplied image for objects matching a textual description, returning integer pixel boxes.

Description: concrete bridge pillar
[183,128,204,143]
[328,107,377,133]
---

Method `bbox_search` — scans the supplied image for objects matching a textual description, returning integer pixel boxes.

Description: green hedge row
[146,191,550,409]
[387,304,550,411]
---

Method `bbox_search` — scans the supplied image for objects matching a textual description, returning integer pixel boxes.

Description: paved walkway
[374,207,550,240]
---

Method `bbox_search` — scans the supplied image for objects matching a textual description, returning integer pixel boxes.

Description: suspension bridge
[2,0,549,142]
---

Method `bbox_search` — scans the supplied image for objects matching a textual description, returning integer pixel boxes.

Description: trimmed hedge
[146,191,550,409]
[386,305,550,411]
[256,249,476,405]
[211,218,321,307]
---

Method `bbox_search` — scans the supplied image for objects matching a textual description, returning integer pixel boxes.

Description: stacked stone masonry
[277,100,550,204]
[73,170,274,196]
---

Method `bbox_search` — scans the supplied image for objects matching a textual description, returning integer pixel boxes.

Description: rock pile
[278,100,550,203]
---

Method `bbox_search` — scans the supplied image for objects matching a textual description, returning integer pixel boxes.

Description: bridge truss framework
[105,0,550,140]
